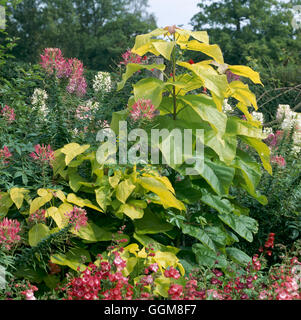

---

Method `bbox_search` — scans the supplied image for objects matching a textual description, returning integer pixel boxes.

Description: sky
[147,0,200,30]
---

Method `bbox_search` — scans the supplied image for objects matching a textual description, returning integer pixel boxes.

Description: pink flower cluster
[129,99,156,121]
[20,283,38,300]
[271,155,286,168]
[65,206,88,231]
[0,218,22,250]
[120,49,147,66]
[30,144,55,165]
[28,209,46,225]
[164,267,181,279]
[265,130,284,148]
[0,146,12,165]
[40,48,87,96]
[0,105,15,123]
[75,105,93,120]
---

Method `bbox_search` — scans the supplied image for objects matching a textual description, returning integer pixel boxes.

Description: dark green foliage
[5,0,157,70]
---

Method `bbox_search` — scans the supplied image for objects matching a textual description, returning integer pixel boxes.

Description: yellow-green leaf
[116,179,136,204]
[138,176,186,211]
[119,203,144,220]
[30,192,53,214]
[228,65,263,85]
[28,223,51,247]
[152,41,175,60]
[67,193,103,212]
[61,143,90,165]
[9,187,28,209]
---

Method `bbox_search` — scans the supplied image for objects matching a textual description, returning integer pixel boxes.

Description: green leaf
[232,150,267,205]
[218,213,258,242]
[226,247,252,266]
[134,208,173,234]
[180,222,216,252]
[50,248,91,271]
[240,136,272,174]
[192,243,227,268]
[28,223,51,247]
[201,191,233,215]
[72,221,113,242]
[178,94,227,136]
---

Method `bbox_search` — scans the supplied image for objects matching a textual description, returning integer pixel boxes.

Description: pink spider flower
[40,48,65,75]
[270,155,286,168]
[129,99,156,121]
[120,49,145,66]
[0,218,22,250]
[0,146,12,165]
[30,144,55,164]
[65,206,88,231]
[1,105,15,123]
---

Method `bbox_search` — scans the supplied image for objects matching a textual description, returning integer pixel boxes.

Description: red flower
[188,59,195,64]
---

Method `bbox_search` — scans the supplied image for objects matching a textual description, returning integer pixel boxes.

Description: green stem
[172,33,177,120]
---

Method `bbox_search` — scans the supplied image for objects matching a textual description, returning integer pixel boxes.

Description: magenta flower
[271,155,286,168]
[0,218,22,250]
[40,49,87,96]
[1,105,15,123]
[28,209,46,225]
[65,206,88,231]
[129,99,156,121]
[0,146,12,165]
[29,144,55,164]
[120,49,145,66]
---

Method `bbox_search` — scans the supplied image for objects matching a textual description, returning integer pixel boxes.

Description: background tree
[190,0,301,67]
[5,0,156,70]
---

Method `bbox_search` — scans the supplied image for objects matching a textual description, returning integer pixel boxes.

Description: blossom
[30,144,55,164]
[148,263,159,273]
[120,49,145,66]
[0,146,12,165]
[222,99,234,113]
[188,59,195,64]
[21,284,38,300]
[129,99,156,121]
[65,206,88,231]
[93,71,112,93]
[168,284,183,299]
[1,105,15,123]
[40,48,87,96]
[28,209,46,225]
[270,155,286,168]
[164,267,181,279]
[0,218,22,250]
[31,88,49,118]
